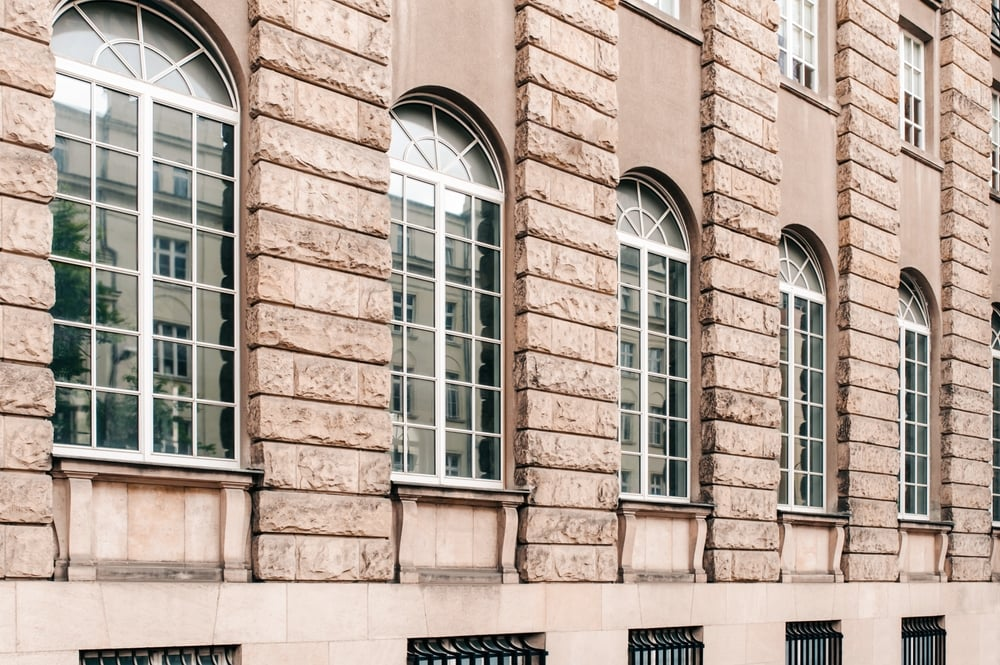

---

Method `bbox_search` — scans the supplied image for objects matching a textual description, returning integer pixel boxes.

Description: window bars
[629,627,704,665]
[81,647,234,665]
[407,635,546,665]
[786,621,842,665]
[902,617,946,665]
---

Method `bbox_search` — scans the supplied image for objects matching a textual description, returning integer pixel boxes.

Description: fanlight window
[617,177,690,499]
[50,0,238,465]
[778,233,826,509]
[53,0,234,107]
[388,100,504,484]
[898,277,930,517]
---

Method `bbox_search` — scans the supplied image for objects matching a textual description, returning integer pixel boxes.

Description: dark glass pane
[197,290,233,346]
[197,404,235,459]
[55,136,91,199]
[53,261,91,323]
[96,208,138,269]
[51,199,91,260]
[477,388,501,434]
[53,324,91,384]
[153,398,192,455]
[54,387,91,446]
[95,87,138,150]
[445,431,472,477]
[476,199,500,246]
[95,148,137,210]
[95,391,138,450]
[477,341,500,387]
[96,270,138,330]
[197,117,234,176]
[477,436,501,480]
[197,174,234,232]
[95,331,138,390]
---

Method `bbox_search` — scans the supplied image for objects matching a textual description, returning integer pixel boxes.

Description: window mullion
[639,244,649,497]
[138,90,154,459]
[435,181,447,481]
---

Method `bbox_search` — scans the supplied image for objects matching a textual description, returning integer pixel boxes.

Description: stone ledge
[778,510,849,583]
[52,456,258,490]
[779,80,840,116]
[898,518,952,583]
[617,500,712,583]
[392,481,529,508]
[620,0,702,44]
[901,143,945,172]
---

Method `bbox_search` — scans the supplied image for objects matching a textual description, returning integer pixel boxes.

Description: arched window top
[390,100,500,190]
[992,306,1000,352]
[616,177,687,251]
[898,277,929,328]
[779,232,824,294]
[53,0,235,108]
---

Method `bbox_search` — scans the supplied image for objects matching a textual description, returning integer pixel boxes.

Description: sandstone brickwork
[247,0,394,581]
[937,0,994,581]
[698,0,783,581]
[0,0,56,578]
[513,0,621,582]
[834,0,903,581]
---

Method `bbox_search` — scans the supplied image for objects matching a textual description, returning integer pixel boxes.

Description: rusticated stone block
[941,432,992,462]
[517,123,618,187]
[249,395,391,450]
[837,190,898,234]
[248,303,391,363]
[515,275,616,329]
[703,193,780,244]
[946,506,993,534]
[939,482,990,511]
[0,34,54,96]
[948,556,991,582]
[515,0,617,42]
[297,534,392,581]
[702,224,780,275]
[248,162,389,238]
[255,491,391,537]
[515,467,617,509]
[513,312,617,366]
[699,258,778,303]
[701,128,781,185]
[253,533,296,580]
[0,143,55,204]
[837,246,898,288]
[839,497,898,528]
[3,0,53,41]
[253,440,390,494]
[701,95,778,152]
[699,292,780,335]
[516,542,617,582]
[702,63,776,122]
[0,197,50,258]
[0,253,53,309]
[515,160,615,221]
[949,533,992,558]
[707,486,777,521]
[941,457,992,487]
[516,6,616,78]
[251,21,390,106]
[840,552,898,582]
[0,471,50,522]
[0,363,53,417]
[0,415,50,470]
[513,430,618,473]
[516,390,617,438]
[513,352,617,401]
[295,353,388,407]
[702,356,780,395]
[837,470,897,502]
[519,506,617,544]
[702,162,780,216]
[247,347,295,397]
[700,387,781,428]
[256,0,390,63]
[1,87,54,151]
[515,46,616,116]
[702,420,781,458]
[844,526,898,554]
[700,454,778,491]
[4,524,54,578]
[835,358,897,395]
[838,385,897,420]
[702,325,777,368]
[704,549,779,582]
[705,518,778,550]
[0,305,51,364]
[517,83,616,151]
[837,440,899,474]
[836,414,897,449]
[515,235,617,293]
[514,199,617,258]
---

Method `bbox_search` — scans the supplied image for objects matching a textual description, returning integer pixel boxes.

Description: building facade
[0,0,999,662]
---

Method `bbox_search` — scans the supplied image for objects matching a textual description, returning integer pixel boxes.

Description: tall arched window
[778,233,826,509]
[992,307,1000,522]
[388,100,503,484]
[50,1,239,465]
[617,176,689,499]
[898,277,931,517]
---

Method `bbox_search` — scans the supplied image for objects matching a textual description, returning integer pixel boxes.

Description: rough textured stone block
[0,364,53,417]
[0,472,50,523]
[4,524,53,578]
[256,491,390,537]
[516,542,617,582]
[513,352,617,401]
[1,87,54,151]
[515,467,618,509]
[519,507,617,545]
[513,430,618,473]
[248,303,391,363]
[250,395,391,450]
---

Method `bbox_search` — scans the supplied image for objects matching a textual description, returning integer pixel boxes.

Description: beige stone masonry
[514,0,620,583]
[699,0,782,582]
[938,0,993,581]
[0,9,55,579]
[248,0,392,581]
[834,0,902,582]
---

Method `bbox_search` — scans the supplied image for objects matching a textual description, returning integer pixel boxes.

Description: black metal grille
[80,648,235,665]
[993,0,1000,49]
[408,634,546,665]
[786,621,842,665]
[629,627,704,665]
[902,616,946,665]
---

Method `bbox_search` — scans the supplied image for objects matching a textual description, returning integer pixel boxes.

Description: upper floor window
[991,91,1000,192]
[900,32,925,149]
[637,0,679,18]
[388,100,503,485]
[777,0,818,89]
[898,277,930,518]
[50,0,239,466]
[617,177,689,500]
[778,233,826,509]
[992,307,1000,522]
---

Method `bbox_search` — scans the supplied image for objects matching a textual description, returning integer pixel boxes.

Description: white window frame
[637,0,679,19]
[51,0,240,469]
[898,278,931,519]
[992,307,1000,524]
[991,91,1000,192]
[617,177,690,502]
[777,233,827,511]
[389,101,504,489]
[900,32,926,149]
[777,0,819,90]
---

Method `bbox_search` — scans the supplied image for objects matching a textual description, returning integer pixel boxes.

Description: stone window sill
[53,456,259,489]
[779,80,840,117]
[392,481,529,507]
[620,0,703,45]
[901,143,944,172]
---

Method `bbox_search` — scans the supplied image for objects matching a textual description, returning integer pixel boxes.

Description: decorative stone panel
[834,0,903,582]
[513,0,621,582]
[0,0,56,579]
[698,0,782,581]
[617,501,710,582]
[247,0,393,581]
[937,0,993,582]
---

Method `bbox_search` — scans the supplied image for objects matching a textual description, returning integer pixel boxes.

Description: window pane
[408,329,435,377]
[197,118,234,176]
[96,391,138,450]
[197,347,233,401]
[96,270,138,330]
[196,290,233,345]
[153,221,191,278]
[406,278,434,327]
[445,432,472,477]
[445,191,471,238]
[153,398,192,455]
[197,403,235,459]
[476,246,500,293]
[477,389,501,434]
[96,208,138,270]
[53,261,91,323]
[408,227,436,276]
[196,231,233,288]
[95,331,138,390]
[445,287,469,333]
[478,293,500,340]
[53,325,91,383]
[477,436,501,480]
[153,163,192,222]
[51,199,92,260]
[476,200,500,246]
[477,341,501,387]
[55,386,92,445]
[181,53,231,106]
[96,148,137,210]
[196,174,233,232]
[55,136,91,199]
[621,453,640,493]
[54,75,92,138]
[405,178,435,228]
[95,87,137,150]
[407,378,435,426]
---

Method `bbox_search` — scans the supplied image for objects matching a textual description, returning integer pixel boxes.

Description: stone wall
[834,0,904,582]
[698,0,783,581]
[0,0,57,578]
[246,0,395,581]
[512,0,622,582]
[937,0,994,581]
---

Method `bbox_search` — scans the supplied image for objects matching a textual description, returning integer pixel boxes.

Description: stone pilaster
[834,0,903,581]
[938,0,993,581]
[698,0,782,581]
[246,0,394,581]
[0,2,57,579]
[512,0,621,582]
